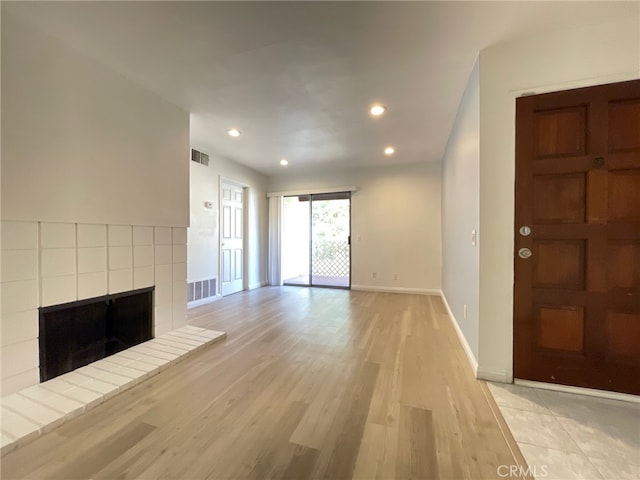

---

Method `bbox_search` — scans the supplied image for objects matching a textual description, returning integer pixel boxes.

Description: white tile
[172,262,187,283]
[109,246,132,270]
[0,368,39,397]
[127,360,160,374]
[1,222,38,250]
[78,272,107,299]
[75,365,133,388]
[518,443,604,480]
[63,386,104,408]
[131,345,178,361]
[41,248,75,277]
[146,340,188,356]
[55,371,92,387]
[1,279,38,313]
[42,274,76,306]
[39,378,76,395]
[1,309,38,347]
[108,269,133,294]
[134,266,154,289]
[108,225,132,246]
[2,432,16,449]
[171,306,188,329]
[118,350,166,367]
[1,407,41,439]
[155,264,172,285]
[154,304,172,329]
[500,407,581,452]
[557,415,640,465]
[77,224,106,247]
[1,394,63,429]
[487,382,550,414]
[19,387,84,416]
[71,378,117,397]
[170,330,209,344]
[154,245,172,265]
[590,457,640,480]
[77,247,106,273]
[173,281,187,305]
[154,318,174,337]
[0,339,39,378]
[162,333,203,347]
[152,337,192,352]
[133,226,153,246]
[172,244,187,264]
[1,249,38,282]
[133,245,153,267]
[41,223,75,249]
[154,227,172,245]
[172,227,187,245]
[155,282,172,306]
[181,325,205,332]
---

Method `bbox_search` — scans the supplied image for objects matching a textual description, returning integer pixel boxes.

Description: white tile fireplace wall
[1,221,188,396]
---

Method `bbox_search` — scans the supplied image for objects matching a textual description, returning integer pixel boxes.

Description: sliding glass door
[282,192,350,288]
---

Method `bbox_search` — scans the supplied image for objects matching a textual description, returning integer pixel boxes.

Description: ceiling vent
[191,148,210,166]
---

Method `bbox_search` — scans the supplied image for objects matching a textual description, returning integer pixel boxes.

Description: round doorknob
[518,248,532,259]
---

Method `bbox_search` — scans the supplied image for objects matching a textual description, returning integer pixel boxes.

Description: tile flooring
[488,382,640,480]
[0,326,226,456]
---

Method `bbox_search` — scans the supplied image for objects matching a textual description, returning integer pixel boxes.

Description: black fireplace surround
[39,287,154,382]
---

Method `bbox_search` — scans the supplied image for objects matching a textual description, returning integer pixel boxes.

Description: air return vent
[191,148,210,166]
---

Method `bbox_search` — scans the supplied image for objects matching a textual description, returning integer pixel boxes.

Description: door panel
[221,183,244,296]
[514,79,640,395]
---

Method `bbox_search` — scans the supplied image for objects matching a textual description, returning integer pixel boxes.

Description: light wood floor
[2,287,525,479]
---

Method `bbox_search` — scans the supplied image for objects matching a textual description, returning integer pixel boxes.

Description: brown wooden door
[514,79,640,395]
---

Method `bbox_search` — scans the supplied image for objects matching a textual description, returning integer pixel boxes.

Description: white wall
[188,152,269,296]
[441,59,480,364]
[477,15,640,382]
[1,11,189,227]
[0,12,191,395]
[269,162,442,293]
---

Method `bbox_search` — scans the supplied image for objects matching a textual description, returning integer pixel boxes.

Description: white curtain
[268,196,283,286]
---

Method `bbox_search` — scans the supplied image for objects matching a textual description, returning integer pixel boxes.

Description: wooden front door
[514,79,640,395]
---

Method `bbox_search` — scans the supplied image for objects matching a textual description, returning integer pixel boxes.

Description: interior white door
[221,182,244,296]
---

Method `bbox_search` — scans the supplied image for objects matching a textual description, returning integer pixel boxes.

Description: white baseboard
[439,291,479,377]
[514,379,640,404]
[187,295,220,309]
[477,368,510,383]
[249,281,268,290]
[351,285,441,296]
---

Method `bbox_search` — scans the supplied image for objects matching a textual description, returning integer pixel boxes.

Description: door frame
[282,191,352,290]
[508,72,639,386]
[218,176,249,295]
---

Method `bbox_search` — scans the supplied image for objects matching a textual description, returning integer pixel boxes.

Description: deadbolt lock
[519,226,531,237]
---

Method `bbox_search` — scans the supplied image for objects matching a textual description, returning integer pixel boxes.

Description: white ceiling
[4,1,637,176]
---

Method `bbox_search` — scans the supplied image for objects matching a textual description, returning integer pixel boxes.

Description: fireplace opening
[39,287,154,382]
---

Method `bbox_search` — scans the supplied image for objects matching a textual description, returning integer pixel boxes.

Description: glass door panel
[311,193,350,288]
[282,195,310,285]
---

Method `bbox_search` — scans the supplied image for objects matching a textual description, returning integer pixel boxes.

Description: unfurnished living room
[1,2,639,479]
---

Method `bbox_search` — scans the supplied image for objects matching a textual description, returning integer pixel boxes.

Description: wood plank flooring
[1,287,526,479]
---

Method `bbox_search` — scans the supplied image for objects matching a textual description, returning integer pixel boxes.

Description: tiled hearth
[0,326,226,456]
[1,221,189,395]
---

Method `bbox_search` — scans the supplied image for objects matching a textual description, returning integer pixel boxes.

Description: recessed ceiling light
[227,128,241,137]
[370,104,386,116]
[280,159,289,166]
[384,146,395,155]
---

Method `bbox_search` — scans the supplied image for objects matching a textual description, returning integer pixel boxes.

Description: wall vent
[191,148,210,166]
[188,278,217,302]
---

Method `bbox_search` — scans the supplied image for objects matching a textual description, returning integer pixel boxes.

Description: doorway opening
[282,192,351,288]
